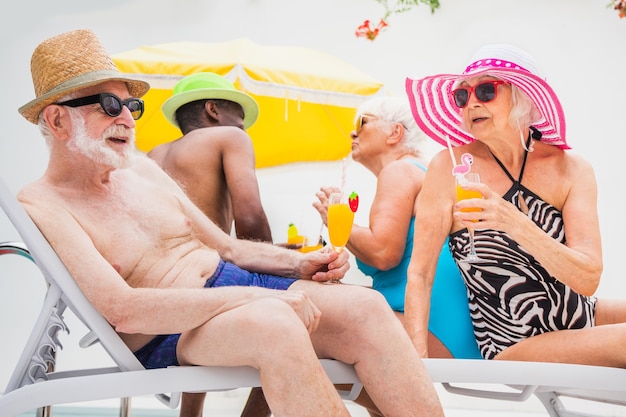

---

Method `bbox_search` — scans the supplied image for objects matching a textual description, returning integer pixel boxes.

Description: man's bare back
[149,127,237,234]
[150,81,272,242]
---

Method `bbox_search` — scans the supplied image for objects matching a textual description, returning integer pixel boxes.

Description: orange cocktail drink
[328,194,355,252]
[454,172,484,262]
[455,185,483,216]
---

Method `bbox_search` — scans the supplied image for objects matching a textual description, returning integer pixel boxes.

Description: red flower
[611,0,626,18]
[355,18,388,41]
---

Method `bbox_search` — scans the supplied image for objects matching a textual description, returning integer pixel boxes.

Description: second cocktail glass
[326,192,355,282]
[328,192,355,252]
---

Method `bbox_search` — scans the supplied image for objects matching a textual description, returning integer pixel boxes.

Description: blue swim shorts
[133,259,298,369]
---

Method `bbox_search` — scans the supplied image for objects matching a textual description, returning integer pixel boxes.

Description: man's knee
[341,286,391,320]
[179,298,311,363]
[240,298,313,345]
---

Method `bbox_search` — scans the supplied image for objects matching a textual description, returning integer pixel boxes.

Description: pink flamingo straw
[452,153,474,176]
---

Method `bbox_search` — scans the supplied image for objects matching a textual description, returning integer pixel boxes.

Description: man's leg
[240,387,272,417]
[332,310,450,417]
[290,280,445,417]
[176,297,351,417]
[180,392,206,417]
[179,388,272,417]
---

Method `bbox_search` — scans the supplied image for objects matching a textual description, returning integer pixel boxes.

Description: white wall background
[1,0,625,413]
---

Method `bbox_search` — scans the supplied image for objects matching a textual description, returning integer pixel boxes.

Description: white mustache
[103,125,135,143]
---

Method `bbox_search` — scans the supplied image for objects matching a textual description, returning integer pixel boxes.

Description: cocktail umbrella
[112,38,385,168]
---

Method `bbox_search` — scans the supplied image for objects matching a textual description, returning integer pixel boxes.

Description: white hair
[355,96,427,155]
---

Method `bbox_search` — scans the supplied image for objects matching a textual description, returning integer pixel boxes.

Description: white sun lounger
[1,175,625,417]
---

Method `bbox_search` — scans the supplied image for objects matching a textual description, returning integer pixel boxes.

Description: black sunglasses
[452,80,507,108]
[57,93,144,120]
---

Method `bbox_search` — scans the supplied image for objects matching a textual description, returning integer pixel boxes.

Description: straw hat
[162,72,259,129]
[19,29,150,124]
[405,44,568,149]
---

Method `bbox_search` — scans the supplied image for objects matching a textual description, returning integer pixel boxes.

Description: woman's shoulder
[425,150,455,173]
[383,157,427,177]
[533,143,594,174]
[376,159,425,194]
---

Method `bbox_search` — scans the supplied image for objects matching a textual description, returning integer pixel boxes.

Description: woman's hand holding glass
[324,192,355,283]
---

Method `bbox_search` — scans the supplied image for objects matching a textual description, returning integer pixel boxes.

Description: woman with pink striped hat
[404,44,626,367]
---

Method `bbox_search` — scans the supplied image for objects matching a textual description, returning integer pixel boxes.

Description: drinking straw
[318,221,325,245]
[340,157,348,196]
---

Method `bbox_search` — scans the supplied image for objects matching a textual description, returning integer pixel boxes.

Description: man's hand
[299,246,350,282]
[273,290,321,333]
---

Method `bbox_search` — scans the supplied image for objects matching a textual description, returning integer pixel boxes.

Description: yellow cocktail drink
[454,171,484,263]
[328,203,354,251]
[299,242,324,253]
[455,184,483,217]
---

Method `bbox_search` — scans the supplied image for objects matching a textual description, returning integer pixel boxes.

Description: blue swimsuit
[356,161,481,359]
[133,259,297,369]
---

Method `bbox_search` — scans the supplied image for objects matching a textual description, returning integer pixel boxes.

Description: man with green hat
[149,72,273,246]
[150,71,275,417]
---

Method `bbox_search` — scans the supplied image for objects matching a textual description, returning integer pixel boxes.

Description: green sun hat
[162,72,259,129]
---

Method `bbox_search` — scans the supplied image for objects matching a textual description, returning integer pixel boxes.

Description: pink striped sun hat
[405,44,568,149]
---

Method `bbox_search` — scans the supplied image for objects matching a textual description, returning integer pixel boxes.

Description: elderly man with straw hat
[149,72,273,245]
[16,29,445,417]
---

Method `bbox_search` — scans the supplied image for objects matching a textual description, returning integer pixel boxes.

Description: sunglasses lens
[356,115,363,132]
[453,89,469,108]
[475,82,497,103]
[101,95,123,117]
[452,82,500,108]
[126,99,144,120]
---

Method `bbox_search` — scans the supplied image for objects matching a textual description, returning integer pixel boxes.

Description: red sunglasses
[452,80,508,108]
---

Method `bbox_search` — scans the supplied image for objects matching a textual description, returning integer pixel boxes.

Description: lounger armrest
[441,382,537,401]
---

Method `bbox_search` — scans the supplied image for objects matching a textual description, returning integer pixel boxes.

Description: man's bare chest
[67,185,195,270]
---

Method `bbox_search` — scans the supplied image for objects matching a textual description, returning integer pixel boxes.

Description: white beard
[67,113,137,169]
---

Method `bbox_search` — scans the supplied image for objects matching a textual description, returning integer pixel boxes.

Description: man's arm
[221,128,273,242]
[17,184,288,336]
[146,154,349,281]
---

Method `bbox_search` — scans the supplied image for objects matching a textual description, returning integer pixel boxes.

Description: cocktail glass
[326,192,355,282]
[455,173,484,263]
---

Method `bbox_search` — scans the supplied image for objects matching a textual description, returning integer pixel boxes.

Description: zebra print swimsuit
[449,149,596,360]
